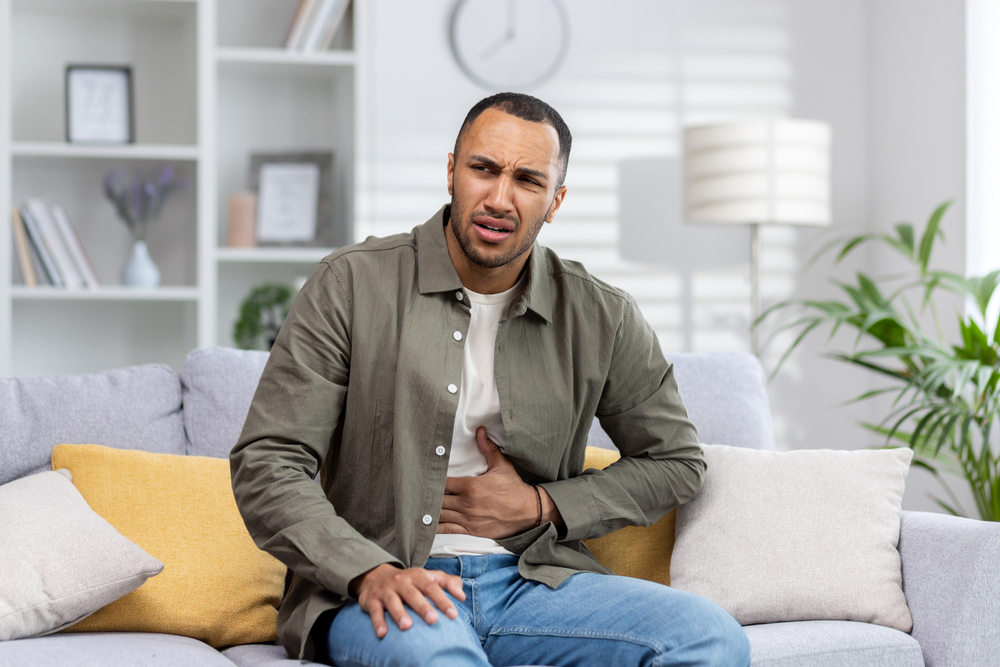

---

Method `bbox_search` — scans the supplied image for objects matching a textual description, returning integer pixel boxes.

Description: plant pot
[122,240,161,288]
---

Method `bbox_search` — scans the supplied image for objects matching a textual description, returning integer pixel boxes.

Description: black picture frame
[65,65,135,144]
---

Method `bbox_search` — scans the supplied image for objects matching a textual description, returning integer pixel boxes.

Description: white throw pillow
[670,445,913,632]
[0,469,163,640]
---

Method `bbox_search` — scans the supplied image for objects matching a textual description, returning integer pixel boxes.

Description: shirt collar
[415,204,555,323]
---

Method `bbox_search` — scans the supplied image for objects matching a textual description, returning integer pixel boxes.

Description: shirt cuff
[538,476,600,542]
[315,538,403,599]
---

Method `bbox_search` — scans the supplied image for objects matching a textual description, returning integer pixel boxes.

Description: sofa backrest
[588,351,776,451]
[180,347,270,459]
[0,364,186,486]
[181,347,777,461]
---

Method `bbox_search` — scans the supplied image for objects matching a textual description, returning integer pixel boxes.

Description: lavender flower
[103,164,189,241]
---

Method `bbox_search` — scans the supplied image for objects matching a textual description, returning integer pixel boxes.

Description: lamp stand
[750,222,761,356]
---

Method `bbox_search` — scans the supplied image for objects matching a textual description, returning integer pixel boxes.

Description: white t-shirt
[429,277,525,557]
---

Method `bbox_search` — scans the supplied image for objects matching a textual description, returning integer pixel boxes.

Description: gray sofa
[1,346,997,667]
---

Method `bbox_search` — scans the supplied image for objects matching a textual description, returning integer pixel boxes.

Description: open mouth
[477,222,508,233]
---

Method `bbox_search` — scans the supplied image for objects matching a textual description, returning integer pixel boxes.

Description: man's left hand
[438,427,562,538]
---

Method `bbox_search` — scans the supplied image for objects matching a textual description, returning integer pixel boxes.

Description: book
[316,0,351,51]
[286,0,321,50]
[283,0,315,49]
[19,204,63,287]
[26,199,84,289]
[300,0,337,51]
[11,207,37,287]
[51,204,101,288]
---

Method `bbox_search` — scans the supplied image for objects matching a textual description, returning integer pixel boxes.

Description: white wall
[867,0,970,514]
[781,0,969,514]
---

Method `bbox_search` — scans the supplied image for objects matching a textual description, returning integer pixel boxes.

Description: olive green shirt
[231,206,704,660]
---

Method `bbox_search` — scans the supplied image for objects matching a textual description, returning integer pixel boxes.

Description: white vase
[122,240,161,288]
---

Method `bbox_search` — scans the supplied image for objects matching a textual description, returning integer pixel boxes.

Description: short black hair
[454,92,572,187]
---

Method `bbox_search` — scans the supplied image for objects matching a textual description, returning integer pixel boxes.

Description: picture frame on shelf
[65,65,135,144]
[249,151,334,246]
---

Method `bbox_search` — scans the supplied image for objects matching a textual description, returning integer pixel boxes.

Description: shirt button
[447,383,458,394]
[422,514,433,525]
[435,445,446,456]
[455,291,464,301]
[453,331,462,341]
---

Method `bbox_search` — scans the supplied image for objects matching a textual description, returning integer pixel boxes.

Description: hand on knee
[350,563,466,639]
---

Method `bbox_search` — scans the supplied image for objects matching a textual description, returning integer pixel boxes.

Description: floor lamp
[682,120,832,355]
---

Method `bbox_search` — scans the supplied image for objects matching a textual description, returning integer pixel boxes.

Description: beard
[448,199,547,269]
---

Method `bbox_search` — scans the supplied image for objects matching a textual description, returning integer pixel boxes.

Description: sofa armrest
[898,510,1000,667]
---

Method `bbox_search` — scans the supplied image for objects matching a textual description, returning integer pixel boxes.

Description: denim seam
[487,625,665,653]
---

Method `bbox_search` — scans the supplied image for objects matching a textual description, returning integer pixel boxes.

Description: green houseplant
[233,283,293,351]
[762,201,1000,521]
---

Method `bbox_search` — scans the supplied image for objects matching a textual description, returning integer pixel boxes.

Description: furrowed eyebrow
[467,154,548,183]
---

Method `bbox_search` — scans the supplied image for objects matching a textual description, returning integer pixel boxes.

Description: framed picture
[250,151,334,246]
[65,65,134,144]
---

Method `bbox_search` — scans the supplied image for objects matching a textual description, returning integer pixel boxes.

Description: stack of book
[11,200,100,289]
[283,0,352,51]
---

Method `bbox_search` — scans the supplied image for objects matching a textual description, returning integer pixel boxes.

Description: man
[231,93,750,667]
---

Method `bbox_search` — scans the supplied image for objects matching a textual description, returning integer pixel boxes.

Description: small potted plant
[103,164,189,287]
[233,283,293,351]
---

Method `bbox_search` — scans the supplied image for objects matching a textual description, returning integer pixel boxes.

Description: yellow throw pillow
[51,444,285,649]
[582,446,675,586]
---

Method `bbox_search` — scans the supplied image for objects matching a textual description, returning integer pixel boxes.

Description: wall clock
[449,0,570,90]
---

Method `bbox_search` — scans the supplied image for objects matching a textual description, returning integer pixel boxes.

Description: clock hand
[480,0,517,61]
[480,30,513,61]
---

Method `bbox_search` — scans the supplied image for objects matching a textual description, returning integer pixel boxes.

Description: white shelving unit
[0,0,366,376]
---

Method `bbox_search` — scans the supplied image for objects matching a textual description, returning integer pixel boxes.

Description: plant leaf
[917,200,952,274]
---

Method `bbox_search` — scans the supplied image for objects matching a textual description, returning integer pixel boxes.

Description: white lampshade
[683,120,832,226]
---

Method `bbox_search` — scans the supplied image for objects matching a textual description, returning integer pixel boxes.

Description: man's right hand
[349,563,466,639]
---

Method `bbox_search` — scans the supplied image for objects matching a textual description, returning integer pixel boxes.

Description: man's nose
[484,174,515,213]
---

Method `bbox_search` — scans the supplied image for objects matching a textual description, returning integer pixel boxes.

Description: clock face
[449,0,570,90]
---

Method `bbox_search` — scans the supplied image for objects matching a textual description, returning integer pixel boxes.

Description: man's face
[446,108,567,275]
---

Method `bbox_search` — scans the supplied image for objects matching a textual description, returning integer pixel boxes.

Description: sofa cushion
[588,351,776,451]
[0,632,238,667]
[581,447,675,586]
[671,445,913,632]
[0,470,163,641]
[181,347,270,459]
[51,444,286,649]
[223,641,327,667]
[744,620,924,667]
[0,364,185,486]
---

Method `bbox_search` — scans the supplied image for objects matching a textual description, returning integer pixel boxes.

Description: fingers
[424,578,460,619]
[436,520,470,534]
[399,582,441,626]
[359,568,466,640]
[476,427,511,471]
[367,599,388,639]
[441,573,467,602]
[383,591,413,632]
[444,475,469,495]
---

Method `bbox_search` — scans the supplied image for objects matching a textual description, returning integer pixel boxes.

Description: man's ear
[545,185,568,224]
[447,153,456,196]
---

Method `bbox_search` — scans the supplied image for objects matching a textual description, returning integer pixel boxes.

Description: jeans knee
[324,609,487,667]
[703,610,751,667]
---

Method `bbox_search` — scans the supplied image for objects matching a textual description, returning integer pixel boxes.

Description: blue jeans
[316,554,750,667]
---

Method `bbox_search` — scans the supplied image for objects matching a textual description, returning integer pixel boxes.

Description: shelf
[11,143,200,161]
[11,286,201,302]
[216,47,356,68]
[216,247,336,263]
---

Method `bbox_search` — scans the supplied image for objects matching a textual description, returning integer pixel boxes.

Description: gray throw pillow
[670,445,913,632]
[0,469,164,641]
